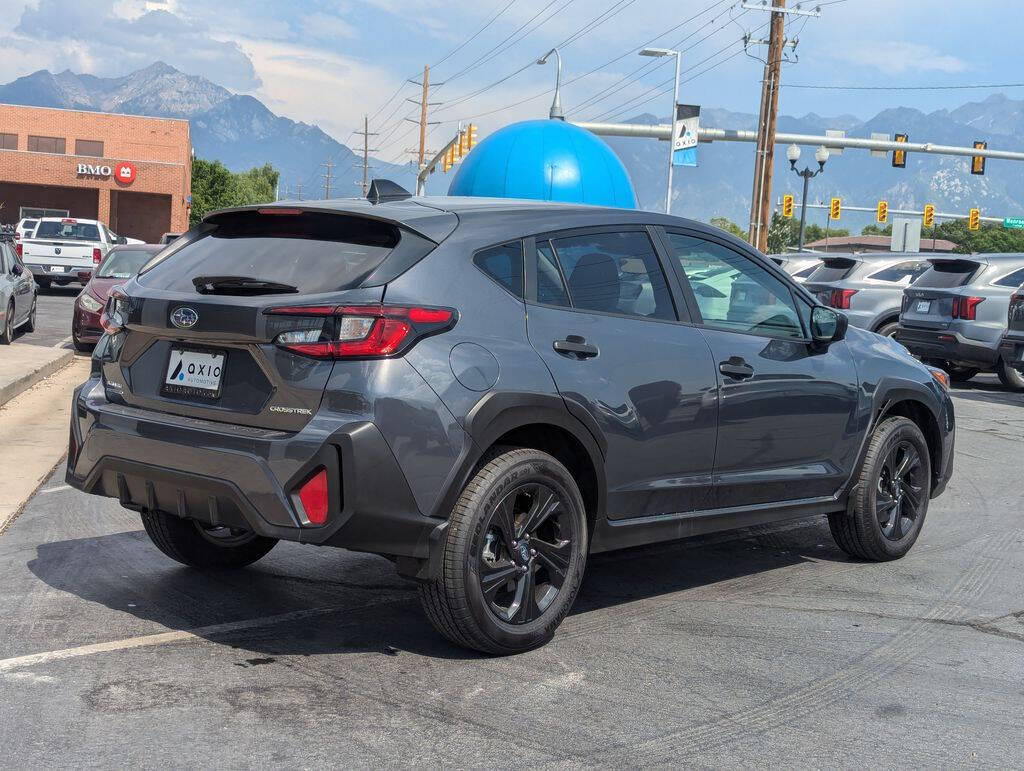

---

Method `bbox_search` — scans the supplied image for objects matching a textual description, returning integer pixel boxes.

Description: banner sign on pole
[672,104,700,167]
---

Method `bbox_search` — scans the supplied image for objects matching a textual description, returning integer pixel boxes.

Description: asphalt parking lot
[1,376,1022,767]
[14,283,80,349]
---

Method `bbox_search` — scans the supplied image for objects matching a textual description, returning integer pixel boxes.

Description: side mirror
[11,263,23,276]
[810,305,848,346]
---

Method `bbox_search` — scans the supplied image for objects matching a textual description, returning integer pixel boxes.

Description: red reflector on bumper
[298,468,329,525]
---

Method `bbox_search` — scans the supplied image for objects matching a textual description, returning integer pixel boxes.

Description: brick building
[0,104,191,243]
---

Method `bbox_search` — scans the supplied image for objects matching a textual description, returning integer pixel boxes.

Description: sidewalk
[0,343,75,407]
[0,359,89,534]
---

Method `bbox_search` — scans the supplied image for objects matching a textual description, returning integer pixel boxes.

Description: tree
[934,219,1024,254]
[190,159,280,225]
[710,216,748,241]
[766,212,798,254]
[861,224,892,236]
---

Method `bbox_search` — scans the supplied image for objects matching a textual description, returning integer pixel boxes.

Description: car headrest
[567,252,619,313]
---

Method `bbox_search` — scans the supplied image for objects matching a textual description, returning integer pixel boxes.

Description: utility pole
[322,159,334,199]
[406,66,442,174]
[748,0,786,252]
[353,115,378,196]
[295,182,303,200]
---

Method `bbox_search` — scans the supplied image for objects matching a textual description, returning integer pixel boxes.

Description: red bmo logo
[115,162,136,185]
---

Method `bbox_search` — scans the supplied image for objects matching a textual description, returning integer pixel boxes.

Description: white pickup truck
[20,217,142,288]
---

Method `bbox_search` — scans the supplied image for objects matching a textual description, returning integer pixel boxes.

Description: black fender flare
[427,391,608,524]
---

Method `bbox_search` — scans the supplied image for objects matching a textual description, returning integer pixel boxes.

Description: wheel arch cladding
[877,397,942,489]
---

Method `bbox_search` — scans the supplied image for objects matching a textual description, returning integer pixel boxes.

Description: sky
[0,0,1020,165]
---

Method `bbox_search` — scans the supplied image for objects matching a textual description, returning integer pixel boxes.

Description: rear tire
[36,278,51,291]
[419,447,588,654]
[72,337,93,353]
[875,321,900,338]
[22,296,36,333]
[996,358,1024,391]
[0,302,13,345]
[141,510,278,568]
[947,365,979,383]
[828,417,930,561]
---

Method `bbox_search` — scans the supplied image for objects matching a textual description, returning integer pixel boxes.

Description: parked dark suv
[68,190,955,653]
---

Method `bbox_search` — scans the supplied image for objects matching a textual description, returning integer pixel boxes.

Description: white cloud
[834,42,968,75]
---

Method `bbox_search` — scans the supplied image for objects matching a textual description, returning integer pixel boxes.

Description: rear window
[914,260,982,288]
[22,220,37,229]
[868,260,930,284]
[139,211,426,294]
[97,249,157,279]
[793,264,818,279]
[993,266,1024,289]
[807,258,857,283]
[35,221,100,241]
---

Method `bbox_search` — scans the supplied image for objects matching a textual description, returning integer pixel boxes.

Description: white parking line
[38,485,71,494]
[0,605,350,675]
[53,336,72,348]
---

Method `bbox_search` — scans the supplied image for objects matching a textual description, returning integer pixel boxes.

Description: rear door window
[914,260,982,288]
[993,266,1024,288]
[806,258,858,283]
[138,210,430,294]
[543,231,675,320]
[868,260,930,284]
[473,242,524,298]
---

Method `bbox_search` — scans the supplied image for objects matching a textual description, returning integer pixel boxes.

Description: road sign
[782,194,794,218]
[892,133,908,168]
[877,200,888,223]
[830,197,841,220]
[1004,217,1024,229]
[923,204,935,228]
[968,208,981,230]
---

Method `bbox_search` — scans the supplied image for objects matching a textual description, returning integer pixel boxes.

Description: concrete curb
[0,345,75,407]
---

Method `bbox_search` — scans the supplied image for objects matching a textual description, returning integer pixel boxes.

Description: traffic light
[877,200,888,223]
[968,207,981,231]
[829,197,841,220]
[458,129,468,158]
[454,132,464,160]
[923,204,935,228]
[466,123,478,150]
[782,194,794,218]
[892,133,908,168]
[971,141,987,175]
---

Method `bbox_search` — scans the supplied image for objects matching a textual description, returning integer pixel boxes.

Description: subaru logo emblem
[54,247,61,255]
[170,307,199,329]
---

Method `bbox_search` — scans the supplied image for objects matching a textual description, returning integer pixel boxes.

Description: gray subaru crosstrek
[897,254,1024,389]
[68,189,955,653]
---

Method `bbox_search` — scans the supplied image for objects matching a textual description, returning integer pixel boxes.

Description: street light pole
[640,48,681,215]
[787,144,829,252]
[537,49,565,120]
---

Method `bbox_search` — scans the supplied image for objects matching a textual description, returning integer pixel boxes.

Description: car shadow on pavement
[26,517,841,661]
[949,379,1024,407]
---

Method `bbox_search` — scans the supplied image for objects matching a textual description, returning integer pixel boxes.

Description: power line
[783,82,1024,91]
[431,0,520,68]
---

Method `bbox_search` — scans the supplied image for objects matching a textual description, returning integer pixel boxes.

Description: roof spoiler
[367,179,412,204]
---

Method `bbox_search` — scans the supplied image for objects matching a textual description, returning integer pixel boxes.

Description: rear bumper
[999,333,1024,373]
[66,376,448,578]
[25,264,88,283]
[894,326,1000,368]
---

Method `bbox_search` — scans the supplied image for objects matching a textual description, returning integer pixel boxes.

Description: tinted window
[75,139,104,157]
[22,220,38,231]
[35,221,100,241]
[547,231,674,320]
[993,266,1024,288]
[914,260,982,288]
[139,210,412,294]
[27,135,65,154]
[665,233,804,339]
[868,260,930,284]
[97,249,157,279]
[534,241,571,307]
[473,242,524,298]
[0,133,16,150]
[793,264,818,279]
[807,258,857,283]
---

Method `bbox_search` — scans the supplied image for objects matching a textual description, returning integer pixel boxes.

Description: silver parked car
[767,253,822,283]
[998,287,1024,375]
[897,254,1024,388]
[803,253,931,338]
[0,239,37,344]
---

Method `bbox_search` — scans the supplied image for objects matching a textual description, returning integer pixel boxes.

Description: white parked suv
[19,218,137,289]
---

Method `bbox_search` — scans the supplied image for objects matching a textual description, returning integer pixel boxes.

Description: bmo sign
[75,161,137,185]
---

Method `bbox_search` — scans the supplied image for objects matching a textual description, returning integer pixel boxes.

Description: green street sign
[1004,217,1024,229]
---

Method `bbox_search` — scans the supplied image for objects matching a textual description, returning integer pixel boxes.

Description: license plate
[163,348,225,396]
[916,300,931,313]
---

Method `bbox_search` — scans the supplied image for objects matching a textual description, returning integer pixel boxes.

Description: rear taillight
[92,248,102,264]
[264,304,457,359]
[951,296,984,320]
[100,286,130,335]
[297,467,329,525]
[829,288,858,310]
[15,243,22,258]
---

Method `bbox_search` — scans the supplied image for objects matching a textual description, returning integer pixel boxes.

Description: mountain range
[1,62,1022,228]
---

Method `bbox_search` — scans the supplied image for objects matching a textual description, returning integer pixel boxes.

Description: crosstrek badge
[115,162,136,185]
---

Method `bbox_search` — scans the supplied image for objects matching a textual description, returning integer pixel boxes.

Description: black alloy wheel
[479,482,573,624]
[874,439,925,541]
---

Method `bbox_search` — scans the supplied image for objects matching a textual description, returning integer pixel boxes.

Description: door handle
[553,336,599,359]
[719,357,754,379]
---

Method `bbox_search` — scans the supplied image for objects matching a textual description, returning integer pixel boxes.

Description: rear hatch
[804,257,861,305]
[22,219,101,271]
[105,206,449,432]
[900,257,985,330]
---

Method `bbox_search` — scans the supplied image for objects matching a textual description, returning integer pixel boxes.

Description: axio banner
[672,104,700,167]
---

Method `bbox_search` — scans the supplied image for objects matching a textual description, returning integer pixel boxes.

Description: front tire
[996,357,1024,391]
[828,417,930,561]
[141,510,277,568]
[419,448,588,654]
[0,302,14,344]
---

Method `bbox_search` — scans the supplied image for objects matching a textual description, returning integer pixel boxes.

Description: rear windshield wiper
[192,275,299,295]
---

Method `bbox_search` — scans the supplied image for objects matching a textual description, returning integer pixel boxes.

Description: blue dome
[448,119,637,209]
